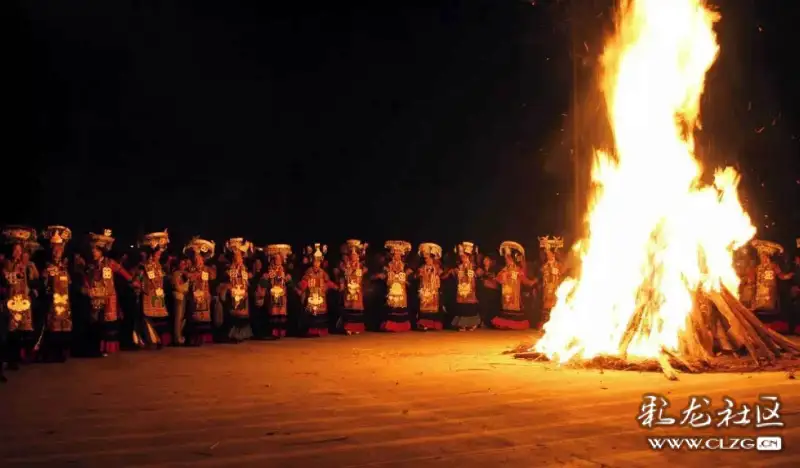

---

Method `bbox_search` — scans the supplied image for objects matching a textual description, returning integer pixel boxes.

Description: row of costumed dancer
[0,225,570,380]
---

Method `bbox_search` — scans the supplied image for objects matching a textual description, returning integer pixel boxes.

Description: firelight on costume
[1,226,40,369]
[378,240,413,332]
[258,244,293,338]
[219,238,254,343]
[41,225,74,362]
[297,243,337,337]
[182,237,217,345]
[491,241,536,330]
[134,230,172,348]
[734,244,755,308]
[416,242,444,331]
[337,239,368,335]
[538,236,564,327]
[448,241,482,331]
[751,240,793,333]
[84,230,135,356]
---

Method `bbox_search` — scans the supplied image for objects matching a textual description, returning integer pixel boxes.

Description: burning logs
[513,287,800,380]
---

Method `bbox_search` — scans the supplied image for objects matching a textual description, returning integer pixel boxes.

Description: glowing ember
[535,0,756,363]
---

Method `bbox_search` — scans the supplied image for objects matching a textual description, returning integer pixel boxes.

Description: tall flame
[535,0,756,362]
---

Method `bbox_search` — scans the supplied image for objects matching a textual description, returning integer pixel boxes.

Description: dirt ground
[0,330,798,467]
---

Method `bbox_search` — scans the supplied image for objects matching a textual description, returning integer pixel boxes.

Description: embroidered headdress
[418,242,442,259]
[266,244,292,262]
[139,229,170,252]
[538,236,564,252]
[499,241,525,262]
[455,241,478,256]
[2,225,37,249]
[88,229,115,252]
[385,240,412,257]
[304,243,327,263]
[751,239,783,257]
[225,238,254,257]
[341,239,368,258]
[43,225,72,246]
[184,237,216,259]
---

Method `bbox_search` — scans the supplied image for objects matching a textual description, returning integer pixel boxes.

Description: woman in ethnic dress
[296,244,337,337]
[538,236,565,329]
[257,244,292,339]
[375,240,413,332]
[83,230,136,356]
[218,238,254,343]
[336,240,368,335]
[446,242,482,331]
[415,243,444,331]
[751,240,794,333]
[477,254,499,326]
[183,237,217,346]
[40,226,74,362]
[491,241,537,330]
[134,230,172,348]
[1,226,40,369]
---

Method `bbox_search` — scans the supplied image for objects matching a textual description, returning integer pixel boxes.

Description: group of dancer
[1,224,798,383]
[0,225,570,382]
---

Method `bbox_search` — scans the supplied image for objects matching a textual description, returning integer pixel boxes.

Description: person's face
[546,250,555,262]
[760,253,769,264]
[22,251,30,263]
[393,251,401,261]
[460,253,469,264]
[313,258,321,269]
[194,255,204,267]
[153,249,162,261]
[350,250,359,262]
[92,247,103,261]
[483,257,491,269]
[233,250,243,264]
[254,259,262,271]
[180,259,189,270]
[505,254,513,266]
[425,256,433,266]
[11,244,22,260]
[52,244,64,259]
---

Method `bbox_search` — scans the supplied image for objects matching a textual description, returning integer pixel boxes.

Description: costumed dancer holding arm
[491,241,537,330]
[337,240,368,335]
[1,226,40,370]
[538,236,564,329]
[218,238,254,343]
[41,226,74,362]
[448,242,482,331]
[258,244,292,339]
[296,244,336,337]
[183,238,216,346]
[133,230,172,348]
[83,230,137,356]
[376,240,413,332]
[751,240,793,334]
[415,243,444,331]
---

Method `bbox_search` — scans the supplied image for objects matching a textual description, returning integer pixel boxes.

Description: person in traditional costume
[791,238,800,334]
[132,230,171,348]
[336,240,368,335]
[734,245,756,308]
[375,240,413,332]
[40,226,74,362]
[415,243,444,331]
[170,256,190,345]
[296,244,337,337]
[218,238,254,343]
[256,244,293,339]
[1,226,40,369]
[446,241,482,331]
[491,241,537,330]
[83,230,136,356]
[249,251,271,339]
[538,236,565,328]
[182,237,217,345]
[751,240,794,333]
[477,254,499,326]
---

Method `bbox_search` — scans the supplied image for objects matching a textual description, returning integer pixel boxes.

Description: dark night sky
[6,0,800,251]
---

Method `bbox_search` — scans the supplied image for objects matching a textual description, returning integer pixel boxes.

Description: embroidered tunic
[84,258,127,322]
[417,264,441,312]
[300,268,334,314]
[264,264,290,316]
[498,264,523,311]
[187,265,214,322]
[753,262,779,312]
[541,260,562,310]
[225,264,250,318]
[139,259,168,318]
[2,259,36,332]
[44,258,72,332]
[455,263,478,304]
[341,260,365,311]
[385,260,408,309]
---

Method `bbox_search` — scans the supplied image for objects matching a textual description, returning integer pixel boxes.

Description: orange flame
[535,0,756,362]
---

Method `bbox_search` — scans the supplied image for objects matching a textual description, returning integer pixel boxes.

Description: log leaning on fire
[514,286,800,379]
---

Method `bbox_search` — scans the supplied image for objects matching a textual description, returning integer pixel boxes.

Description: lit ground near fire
[0,330,797,467]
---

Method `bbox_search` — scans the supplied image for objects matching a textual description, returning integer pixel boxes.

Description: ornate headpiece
[385,240,412,257]
[225,238,254,257]
[342,239,368,257]
[88,229,115,252]
[418,242,443,259]
[184,237,216,259]
[139,229,170,251]
[499,241,525,262]
[304,243,327,263]
[42,225,72,246]
[751,240,783,257]
[538,236,564,252]
[2,225,37,247]
[266,244,292,261]
[455,241,478,256]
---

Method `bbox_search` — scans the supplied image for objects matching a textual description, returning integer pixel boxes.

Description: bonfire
[516,0,800,379]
